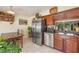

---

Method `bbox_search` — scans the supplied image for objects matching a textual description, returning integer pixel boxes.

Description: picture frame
[19,19,27,25]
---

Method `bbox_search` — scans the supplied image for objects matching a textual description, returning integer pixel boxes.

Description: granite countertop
[1,32,23,39]
[55,31,79,36]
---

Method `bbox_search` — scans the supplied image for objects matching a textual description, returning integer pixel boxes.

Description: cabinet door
[54,12,65,21]
[66,8,79,19]
[43,15,54,25]
[47,15,54,25]
[49,7,58,14]
[54,34,64,51]
[65,36,78,53]
[77,37,79,52]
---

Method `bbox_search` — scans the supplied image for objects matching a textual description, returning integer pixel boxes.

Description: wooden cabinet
[54,34,64,51]
[66,8,79,19]
[54,7,79,21]
[54,33,79,53]
[43,15,54,25]
[54,7,79,53]
[65,36,78,53]
[54,12,65,21]
[77,36,79,52]
[49,7,58,14]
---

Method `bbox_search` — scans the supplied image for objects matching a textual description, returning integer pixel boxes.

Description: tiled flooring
[22,37,61,53]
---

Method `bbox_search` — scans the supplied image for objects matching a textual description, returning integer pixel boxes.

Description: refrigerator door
[35,20,43,45]
[36,20,42,32]
[36,32,42,45]
[32,21,37,43]
[32,21,36,32]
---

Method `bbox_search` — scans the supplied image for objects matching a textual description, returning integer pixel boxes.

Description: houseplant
[35,13,41,18]
[27,26,32,37]
[0,36,22,53]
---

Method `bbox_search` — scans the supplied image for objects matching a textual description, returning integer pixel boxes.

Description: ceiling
[0,6,52,17]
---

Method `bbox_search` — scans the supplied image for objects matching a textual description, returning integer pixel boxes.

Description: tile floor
[22,37,61,53]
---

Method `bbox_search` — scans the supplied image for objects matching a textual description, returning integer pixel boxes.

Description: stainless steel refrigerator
[32,18,45,46]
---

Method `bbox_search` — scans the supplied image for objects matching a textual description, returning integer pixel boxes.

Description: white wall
[17,16,33,38]
[0,16,18,34]
[39,9,49,16]
[0,15,31,38]
[58,6,78,12]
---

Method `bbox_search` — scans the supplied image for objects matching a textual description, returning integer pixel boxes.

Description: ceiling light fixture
[6,6,15,14]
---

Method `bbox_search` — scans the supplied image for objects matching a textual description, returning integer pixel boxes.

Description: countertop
[45,31,79,35]
[1,32,23,39]
[55,31,79,37]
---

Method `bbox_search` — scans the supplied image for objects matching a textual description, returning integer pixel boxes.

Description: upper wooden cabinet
[49,7,58,14]
[43,15,54,25]
[65,7,79,19]
[54,12,65,21]
[54,7,79,21]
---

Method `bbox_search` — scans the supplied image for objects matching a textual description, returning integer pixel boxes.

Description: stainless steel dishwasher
[44,32,54,48]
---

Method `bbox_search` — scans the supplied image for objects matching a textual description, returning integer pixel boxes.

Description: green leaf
[0,39,22,53]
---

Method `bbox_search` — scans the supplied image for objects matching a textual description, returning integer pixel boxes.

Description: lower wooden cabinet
[54,34,64,51]
[54,34,79,53]
[65,36,78,53]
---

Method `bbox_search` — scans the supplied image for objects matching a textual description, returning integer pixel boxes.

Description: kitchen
[0,6,79,53]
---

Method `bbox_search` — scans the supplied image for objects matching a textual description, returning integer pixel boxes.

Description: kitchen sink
[66,33,74,36]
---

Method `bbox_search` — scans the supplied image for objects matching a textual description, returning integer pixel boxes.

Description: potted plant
[35,13,41,18]
[0,36,22,53]
[27,26,32,37]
